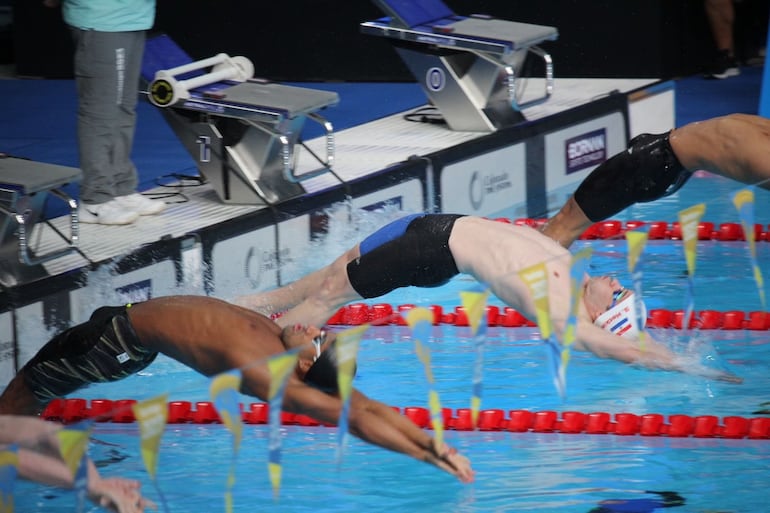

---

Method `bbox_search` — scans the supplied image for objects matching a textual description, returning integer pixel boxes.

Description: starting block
[142,35,339,205]
[0,156,81,286]
[361,0,558,132]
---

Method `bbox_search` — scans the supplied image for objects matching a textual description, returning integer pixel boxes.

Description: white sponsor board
[13,301,50,370]
[211,223,282,299]
[440,144,526,217]
[628,82,676,137]
[210,179,425,298]
[69,260,179,322]
[544,112,627,212]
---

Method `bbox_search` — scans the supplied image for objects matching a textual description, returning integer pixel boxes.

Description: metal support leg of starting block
[155,90,338,205]
[0,157,81,287]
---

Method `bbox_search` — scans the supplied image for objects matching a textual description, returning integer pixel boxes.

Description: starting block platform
[0,157,80,287]
[142,35,339,205]
[361,0,558,132]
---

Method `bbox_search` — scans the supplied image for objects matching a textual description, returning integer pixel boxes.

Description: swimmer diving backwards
[236,214,742,384]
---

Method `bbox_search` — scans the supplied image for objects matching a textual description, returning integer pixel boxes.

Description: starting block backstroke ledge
[142,35,340,205]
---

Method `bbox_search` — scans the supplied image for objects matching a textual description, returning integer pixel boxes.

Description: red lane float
[42,399,770,440]
[505,218,769,242]
[325,303,770,330]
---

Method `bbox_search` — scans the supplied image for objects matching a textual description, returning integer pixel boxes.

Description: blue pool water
[12,172,770,512]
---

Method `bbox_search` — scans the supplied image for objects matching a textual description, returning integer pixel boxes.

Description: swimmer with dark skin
[0,296,475,483]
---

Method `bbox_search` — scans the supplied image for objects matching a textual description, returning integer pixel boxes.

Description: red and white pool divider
[507,217,770,242]
[319,303,770,331]
[41,398,770,439]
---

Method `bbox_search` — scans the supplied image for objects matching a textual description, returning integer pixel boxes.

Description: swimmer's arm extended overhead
[574,322,743,383]
[1,415,156,513]
[15,448,156,513]
[281,383,475,483]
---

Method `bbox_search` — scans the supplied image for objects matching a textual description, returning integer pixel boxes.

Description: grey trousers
[70,29,145,205]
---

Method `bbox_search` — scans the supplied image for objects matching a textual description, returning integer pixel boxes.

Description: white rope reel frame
[149,53,255,107]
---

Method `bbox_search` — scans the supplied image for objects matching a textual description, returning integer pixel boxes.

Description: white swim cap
[593,291,647,339]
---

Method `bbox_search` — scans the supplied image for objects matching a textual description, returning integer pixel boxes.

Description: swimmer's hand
[690,364,743,384]
[666,355,743,384]
[428,440,475,484]
[88,476,157,513]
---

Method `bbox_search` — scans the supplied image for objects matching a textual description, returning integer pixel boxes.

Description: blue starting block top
[369,0,558,51]
[373,0,456,29]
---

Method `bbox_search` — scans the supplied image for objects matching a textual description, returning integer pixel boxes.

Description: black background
[8,0,769,80]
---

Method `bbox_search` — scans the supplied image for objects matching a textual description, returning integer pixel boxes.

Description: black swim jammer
[573,131,691,222]
[346,214,465,298]
[22,305,157,403]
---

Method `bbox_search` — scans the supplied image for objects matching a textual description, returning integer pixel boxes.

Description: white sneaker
[115,193,166,215]
[79,199,140,225]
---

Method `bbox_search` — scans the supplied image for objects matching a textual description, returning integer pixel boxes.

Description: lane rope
[320,303,770,330]
[508,218,770,242]
[41,398,770,439]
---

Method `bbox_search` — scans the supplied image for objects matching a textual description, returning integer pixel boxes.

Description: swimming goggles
[312,330,327,362]
[609,288,627,310]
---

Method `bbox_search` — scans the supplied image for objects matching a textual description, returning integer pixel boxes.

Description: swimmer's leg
[542,132,689,247]
[645,490,686,508]
[235,243,362,327]
[0,371,44,415]
[539,195,592,249]
[233,215,423,318]
[670,114,770,191]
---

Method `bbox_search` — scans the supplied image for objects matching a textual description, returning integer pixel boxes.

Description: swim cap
[593,291,647,339]
[304,344,357,393]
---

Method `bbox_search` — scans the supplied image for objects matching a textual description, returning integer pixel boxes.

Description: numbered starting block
[0,156,81,286]
[361,0,558,132]
[142,35,339,205]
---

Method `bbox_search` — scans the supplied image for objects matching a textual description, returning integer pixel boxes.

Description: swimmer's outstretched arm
[281,384,475,483]
[16,449,156,513]
[574,322,743,383]
[1,415,156,513]
[346,391,475,482]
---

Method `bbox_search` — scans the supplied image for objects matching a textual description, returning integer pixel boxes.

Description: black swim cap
[304,344,357,393]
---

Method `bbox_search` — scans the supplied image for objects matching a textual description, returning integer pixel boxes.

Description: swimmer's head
[304,332,340,392]
[281,325,354,393]
[594,288,647,339]
[584,277,647,339]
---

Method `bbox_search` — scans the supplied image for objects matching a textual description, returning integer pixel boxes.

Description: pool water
[11,172,770,512]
